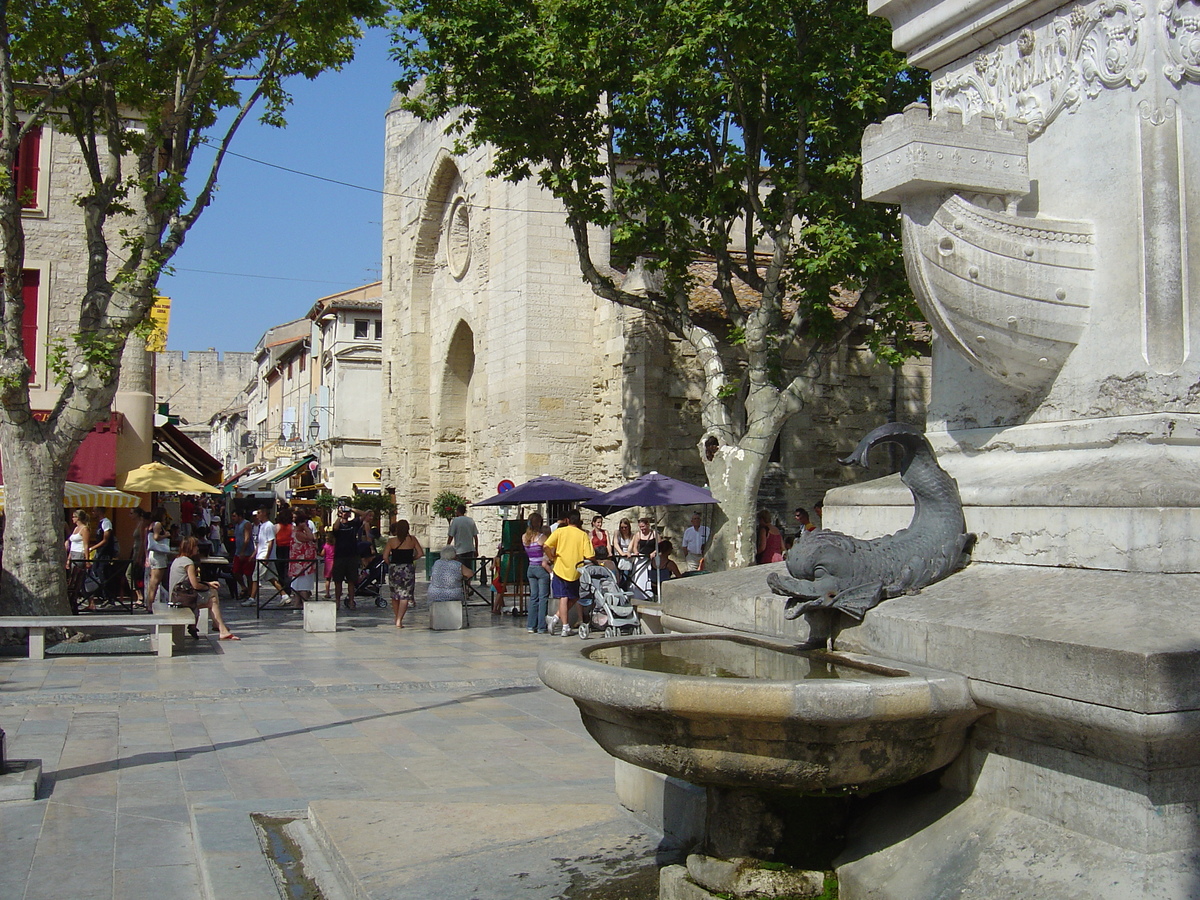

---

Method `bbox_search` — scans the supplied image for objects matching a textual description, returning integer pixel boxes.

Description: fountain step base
[837,787,1199,900]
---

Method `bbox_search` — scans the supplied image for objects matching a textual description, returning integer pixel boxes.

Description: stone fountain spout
[768,422,973,630]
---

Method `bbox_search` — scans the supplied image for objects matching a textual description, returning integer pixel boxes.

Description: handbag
[170,580,200,608]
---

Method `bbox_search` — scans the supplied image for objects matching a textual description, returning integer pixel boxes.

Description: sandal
[344,598,356,611]
[219,633,241,641]
[187,625,199,640]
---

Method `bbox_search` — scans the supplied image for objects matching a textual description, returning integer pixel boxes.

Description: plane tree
[0,0,386,615]
[393,0,926,566]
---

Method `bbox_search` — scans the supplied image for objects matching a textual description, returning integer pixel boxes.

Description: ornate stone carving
[445,194,471,279]
[1162,0,1200,84]
[934,1,1148,135]
[862,105,1094,393]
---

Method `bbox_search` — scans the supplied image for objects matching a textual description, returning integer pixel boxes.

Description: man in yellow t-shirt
[543,509,595,637]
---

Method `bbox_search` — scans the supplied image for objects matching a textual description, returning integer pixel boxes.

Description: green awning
[235,455,315,491]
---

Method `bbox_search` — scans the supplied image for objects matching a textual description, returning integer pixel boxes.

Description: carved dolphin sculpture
[768,422,974,624]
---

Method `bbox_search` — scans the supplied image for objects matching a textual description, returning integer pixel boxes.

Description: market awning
[153,423,222,484]
[236,455,315,492]
[0,481,141,512]
[222,465,253,490]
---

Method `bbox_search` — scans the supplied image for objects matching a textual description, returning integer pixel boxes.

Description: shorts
[551,574,580,600]
[331,556,359,583]
[252,558,276,582]
[232,555,254,577]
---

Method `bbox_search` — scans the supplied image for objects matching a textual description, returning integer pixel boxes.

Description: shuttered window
[21,270,39,381]
[14,126,42,209]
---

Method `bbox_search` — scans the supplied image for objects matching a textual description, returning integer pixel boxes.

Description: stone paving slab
[307,798,664,899]
[0,593,654,900]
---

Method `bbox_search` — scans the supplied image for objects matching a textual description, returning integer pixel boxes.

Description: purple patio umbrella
[473,474,604,507]
[584,471,716,517]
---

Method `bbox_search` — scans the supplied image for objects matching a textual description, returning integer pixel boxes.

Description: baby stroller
[355,553,390,608]
[578,564,641,639]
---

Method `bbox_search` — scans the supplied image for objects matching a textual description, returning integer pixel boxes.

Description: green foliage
[47,331,128,385]
[347,491,396,517]
[392,0,928,395]
[0,0,388,613]
[311,491,339,512]
[394,0,928,567]
[1,0,388,397]
[432,490,468,522]
[47,339,69,386]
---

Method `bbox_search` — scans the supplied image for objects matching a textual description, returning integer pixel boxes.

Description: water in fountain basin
[588,637,900,681]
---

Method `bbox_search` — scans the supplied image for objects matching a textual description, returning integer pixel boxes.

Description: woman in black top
[384,519,423,628]
[631,517,659,598]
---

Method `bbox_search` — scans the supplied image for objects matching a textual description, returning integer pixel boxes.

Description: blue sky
[158,27,396,352]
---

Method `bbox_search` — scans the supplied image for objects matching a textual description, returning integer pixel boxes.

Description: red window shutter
[21,269,39,381]
[14,126,41,209]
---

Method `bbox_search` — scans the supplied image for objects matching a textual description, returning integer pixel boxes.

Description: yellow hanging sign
[144,295,171,352]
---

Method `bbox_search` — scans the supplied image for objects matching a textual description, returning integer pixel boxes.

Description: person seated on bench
[427,545,467,603]
[169,537,240,641]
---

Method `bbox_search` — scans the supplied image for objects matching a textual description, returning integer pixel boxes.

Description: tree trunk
[0,432,70,616]
[703,447,771,571]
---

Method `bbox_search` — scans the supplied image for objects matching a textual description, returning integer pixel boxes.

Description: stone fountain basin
[538,632,983,794]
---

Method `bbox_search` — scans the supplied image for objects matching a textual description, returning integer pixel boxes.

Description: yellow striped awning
[0,481,142,512]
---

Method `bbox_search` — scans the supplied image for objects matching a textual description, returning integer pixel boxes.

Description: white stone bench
[0,609,196,659]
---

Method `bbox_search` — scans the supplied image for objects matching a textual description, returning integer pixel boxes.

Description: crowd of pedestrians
[64,494,824,642]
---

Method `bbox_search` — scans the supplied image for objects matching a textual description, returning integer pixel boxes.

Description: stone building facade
[209,284,384,499]
[381,98,929,551]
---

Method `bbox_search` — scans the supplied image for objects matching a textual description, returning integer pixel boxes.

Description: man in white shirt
[681,512,710,571]
[244,507,288,606]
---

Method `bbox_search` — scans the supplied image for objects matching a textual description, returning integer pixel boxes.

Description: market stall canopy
[234,455,317,492]
[0,481,141,512]
[474,475,604,506]
[222,465,253,491]
[153,423,222,484]
[584,471,717,516]
[119,462,223,494]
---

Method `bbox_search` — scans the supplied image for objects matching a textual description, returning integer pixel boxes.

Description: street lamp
[307,406,335,444]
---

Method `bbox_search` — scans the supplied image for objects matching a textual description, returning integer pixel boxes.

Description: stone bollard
[428,600,465,630]
[303,600,337,633]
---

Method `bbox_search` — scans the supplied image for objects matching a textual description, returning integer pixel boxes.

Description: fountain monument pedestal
[820,0,1200,893]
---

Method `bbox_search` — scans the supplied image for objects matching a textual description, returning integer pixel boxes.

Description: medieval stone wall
[155,350,256,430]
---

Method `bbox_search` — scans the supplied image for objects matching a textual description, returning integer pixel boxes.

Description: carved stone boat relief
[902,192,1093,392]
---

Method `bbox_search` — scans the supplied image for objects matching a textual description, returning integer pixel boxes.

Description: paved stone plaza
[0,592,664,899]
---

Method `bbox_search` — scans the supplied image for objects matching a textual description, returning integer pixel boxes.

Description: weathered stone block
[429,601,465,630]
[303,600,337,633]
[687,854,826,898]
[659,864,714,900]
